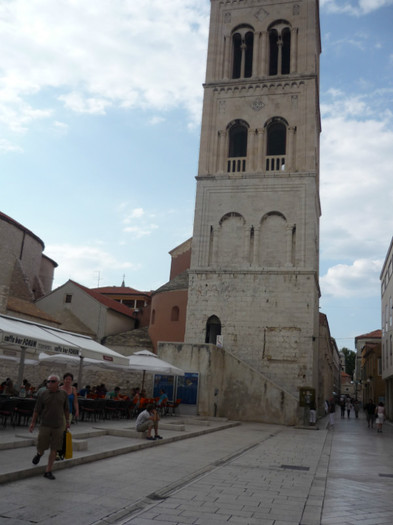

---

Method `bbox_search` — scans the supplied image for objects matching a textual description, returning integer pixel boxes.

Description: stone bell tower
[184,0,321,398]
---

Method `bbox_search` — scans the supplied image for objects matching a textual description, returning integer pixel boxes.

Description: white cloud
[124,208,145,221]
[0,0,209,136]
[0,93,52,133]
[359,0,393,12]
[320,0,393,15]
[46,244,140,289]
[0,139,23,153]
[320,259,382,298]
[120,207,159,238]
[58,92,111,115]
[320,90,393,262]
[149,116,166,126]
[123,224,159,238]
[53,121,69,134]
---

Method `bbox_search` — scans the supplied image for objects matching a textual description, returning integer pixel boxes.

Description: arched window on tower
[205,315,222,345]
[217,212,245,267]
[266,118,287,172]
[269,21,291,76]
[258,212,288,267]
[171,306,179,322]
[232,27,254,79]
[281,28,291,74]
[227,120,248,173]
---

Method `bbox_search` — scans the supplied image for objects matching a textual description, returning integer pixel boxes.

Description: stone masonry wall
[185,271,319,395]
[159,342,299,425]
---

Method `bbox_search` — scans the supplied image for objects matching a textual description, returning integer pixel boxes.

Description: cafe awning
[0,314,129,387]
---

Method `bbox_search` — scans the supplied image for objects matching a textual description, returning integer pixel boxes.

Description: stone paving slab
[0,421,279,525]
[321,412,393,525]
[111,425,329,525]
[0,417,239,484]
[102,412,393,525]
[1,412,392,525]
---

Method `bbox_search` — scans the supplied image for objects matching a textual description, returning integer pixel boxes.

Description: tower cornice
[195,171,318,181]
[204,73,317,91]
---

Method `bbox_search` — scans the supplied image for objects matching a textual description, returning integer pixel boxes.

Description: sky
[1,0,393,352]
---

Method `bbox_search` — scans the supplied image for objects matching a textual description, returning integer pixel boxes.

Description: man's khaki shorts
[136,420,153,432]
[37,425,65,453]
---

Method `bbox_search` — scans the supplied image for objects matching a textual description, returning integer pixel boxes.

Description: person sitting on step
[135,403,163,441]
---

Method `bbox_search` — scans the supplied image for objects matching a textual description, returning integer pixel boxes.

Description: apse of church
[184,0,321,397]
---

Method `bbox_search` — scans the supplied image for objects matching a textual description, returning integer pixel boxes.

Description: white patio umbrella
[0,354,38,366]
[0,314,129,388]
[128,350,185,390]
[38,351,131,387]
[38,352,128,371]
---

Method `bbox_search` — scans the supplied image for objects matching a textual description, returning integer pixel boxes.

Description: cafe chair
[166,398,181,415]
[0,398,19,428]
[14,399,35,426]
[104,399,128,419]
[79,398,104,422]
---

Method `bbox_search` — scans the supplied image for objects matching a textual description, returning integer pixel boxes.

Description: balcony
[266,155,286,172]
[227,157,246,173]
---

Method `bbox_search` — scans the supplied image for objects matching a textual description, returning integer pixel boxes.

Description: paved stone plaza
[0,411,392,525]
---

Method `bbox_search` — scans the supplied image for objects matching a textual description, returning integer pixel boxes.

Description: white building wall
[36,282,133,340]
[381,237,393,418]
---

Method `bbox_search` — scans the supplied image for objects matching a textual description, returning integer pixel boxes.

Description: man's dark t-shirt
[35,389,68,428]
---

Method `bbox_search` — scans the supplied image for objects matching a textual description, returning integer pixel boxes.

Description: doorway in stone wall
[205,315,221,345]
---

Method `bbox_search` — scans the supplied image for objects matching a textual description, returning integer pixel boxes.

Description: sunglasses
[47,380,58,383]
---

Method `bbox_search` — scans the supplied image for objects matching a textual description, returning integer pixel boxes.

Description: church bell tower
[185,0,321,397]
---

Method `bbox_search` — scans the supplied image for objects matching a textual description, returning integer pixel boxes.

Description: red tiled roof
[70,281,135,318]
[355,329,382,341]
[7,297,61,324]
[91,286,152,296]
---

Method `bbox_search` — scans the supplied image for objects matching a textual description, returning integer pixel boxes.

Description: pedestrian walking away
[364,399,376,429]
[346,398,353,418]
[309,400,317,425]
[376,402,385,433]
[29,374,70,480]
[340,397,345,419]
[328,398,336,428]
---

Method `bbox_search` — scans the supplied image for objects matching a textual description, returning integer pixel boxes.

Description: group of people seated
[0,377,36,397]
[2,375,172,422]
[2,374,174,441]
[78,384,168,409]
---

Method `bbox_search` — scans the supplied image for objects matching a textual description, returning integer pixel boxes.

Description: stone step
[72,439,88,451]
[159,423,185,431]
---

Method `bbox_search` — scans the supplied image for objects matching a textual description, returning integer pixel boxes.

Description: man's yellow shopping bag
[64,430,73,459]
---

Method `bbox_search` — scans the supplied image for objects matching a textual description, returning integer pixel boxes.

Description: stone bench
[72,438,88,451]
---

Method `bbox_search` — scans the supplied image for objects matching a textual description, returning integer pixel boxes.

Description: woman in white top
[375,402,385,433]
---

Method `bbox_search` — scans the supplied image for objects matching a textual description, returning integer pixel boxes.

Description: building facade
[318,313,340,404]
[36,280,135,340]
[91,285,152,328]
[149,239,191,351]
[381,237,393,417]
[355,330,383,406]
[0,211,58,321]
[184,0,321,398]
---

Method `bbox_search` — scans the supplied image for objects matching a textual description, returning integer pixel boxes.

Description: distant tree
[341,347,356,378]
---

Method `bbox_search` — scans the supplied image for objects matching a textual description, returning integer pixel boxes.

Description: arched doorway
[205,315,222,345]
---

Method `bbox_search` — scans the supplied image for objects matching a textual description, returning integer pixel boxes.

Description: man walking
[29,374,69,480]
[365,399,376,429]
